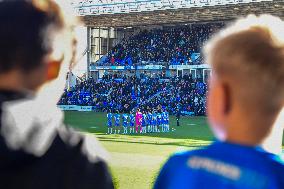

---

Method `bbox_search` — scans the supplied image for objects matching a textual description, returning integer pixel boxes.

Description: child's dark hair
[0,0,64,73]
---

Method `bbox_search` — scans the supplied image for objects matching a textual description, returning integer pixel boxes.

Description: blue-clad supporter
[154,15,284,189]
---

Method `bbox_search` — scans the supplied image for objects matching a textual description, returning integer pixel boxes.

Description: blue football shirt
[129,114,135,126]
[123,114,128,127]
[154,141,284,189]
[107,113,112,127]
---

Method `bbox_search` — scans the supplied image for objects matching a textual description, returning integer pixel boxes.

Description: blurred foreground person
[154,15,284,189]
[0,1,113,189]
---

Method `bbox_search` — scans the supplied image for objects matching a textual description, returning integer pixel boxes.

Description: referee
[176,108,181,127]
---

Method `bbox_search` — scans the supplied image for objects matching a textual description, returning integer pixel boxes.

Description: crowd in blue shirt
[58,73,207,116]
[101,23,224,66]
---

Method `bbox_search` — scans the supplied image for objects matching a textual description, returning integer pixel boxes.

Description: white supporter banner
[169,64,211,69]
[78,106,93,111]
[57,105,93,111]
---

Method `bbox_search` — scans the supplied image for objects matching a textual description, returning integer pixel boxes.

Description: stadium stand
[59,23,214,115]
[64,1,284,117]
[58,74,207,116]
[100,23,223,66]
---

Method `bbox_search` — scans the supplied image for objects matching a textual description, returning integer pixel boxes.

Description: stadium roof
[80,0,284,28]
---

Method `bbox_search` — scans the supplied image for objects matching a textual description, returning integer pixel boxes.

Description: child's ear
[46,60,61,81]
[214,82,232,119]
[221,83,232,116]
[207,79,231,141]
[208,81,224,123]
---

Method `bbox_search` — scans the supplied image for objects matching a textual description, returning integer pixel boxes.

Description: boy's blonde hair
[204,15,284,116]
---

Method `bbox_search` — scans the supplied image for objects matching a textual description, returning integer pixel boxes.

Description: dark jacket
[0,90,114,189]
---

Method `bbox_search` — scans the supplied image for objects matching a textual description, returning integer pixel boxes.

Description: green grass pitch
[64,111,284,189]
[64,111,213,189]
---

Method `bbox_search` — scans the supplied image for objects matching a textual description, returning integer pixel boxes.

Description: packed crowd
[101,23,223,66]
[139,75,207,116]
[58,73,207,116]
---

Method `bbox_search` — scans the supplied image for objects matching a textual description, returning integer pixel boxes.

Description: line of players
[106,109,170,134]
